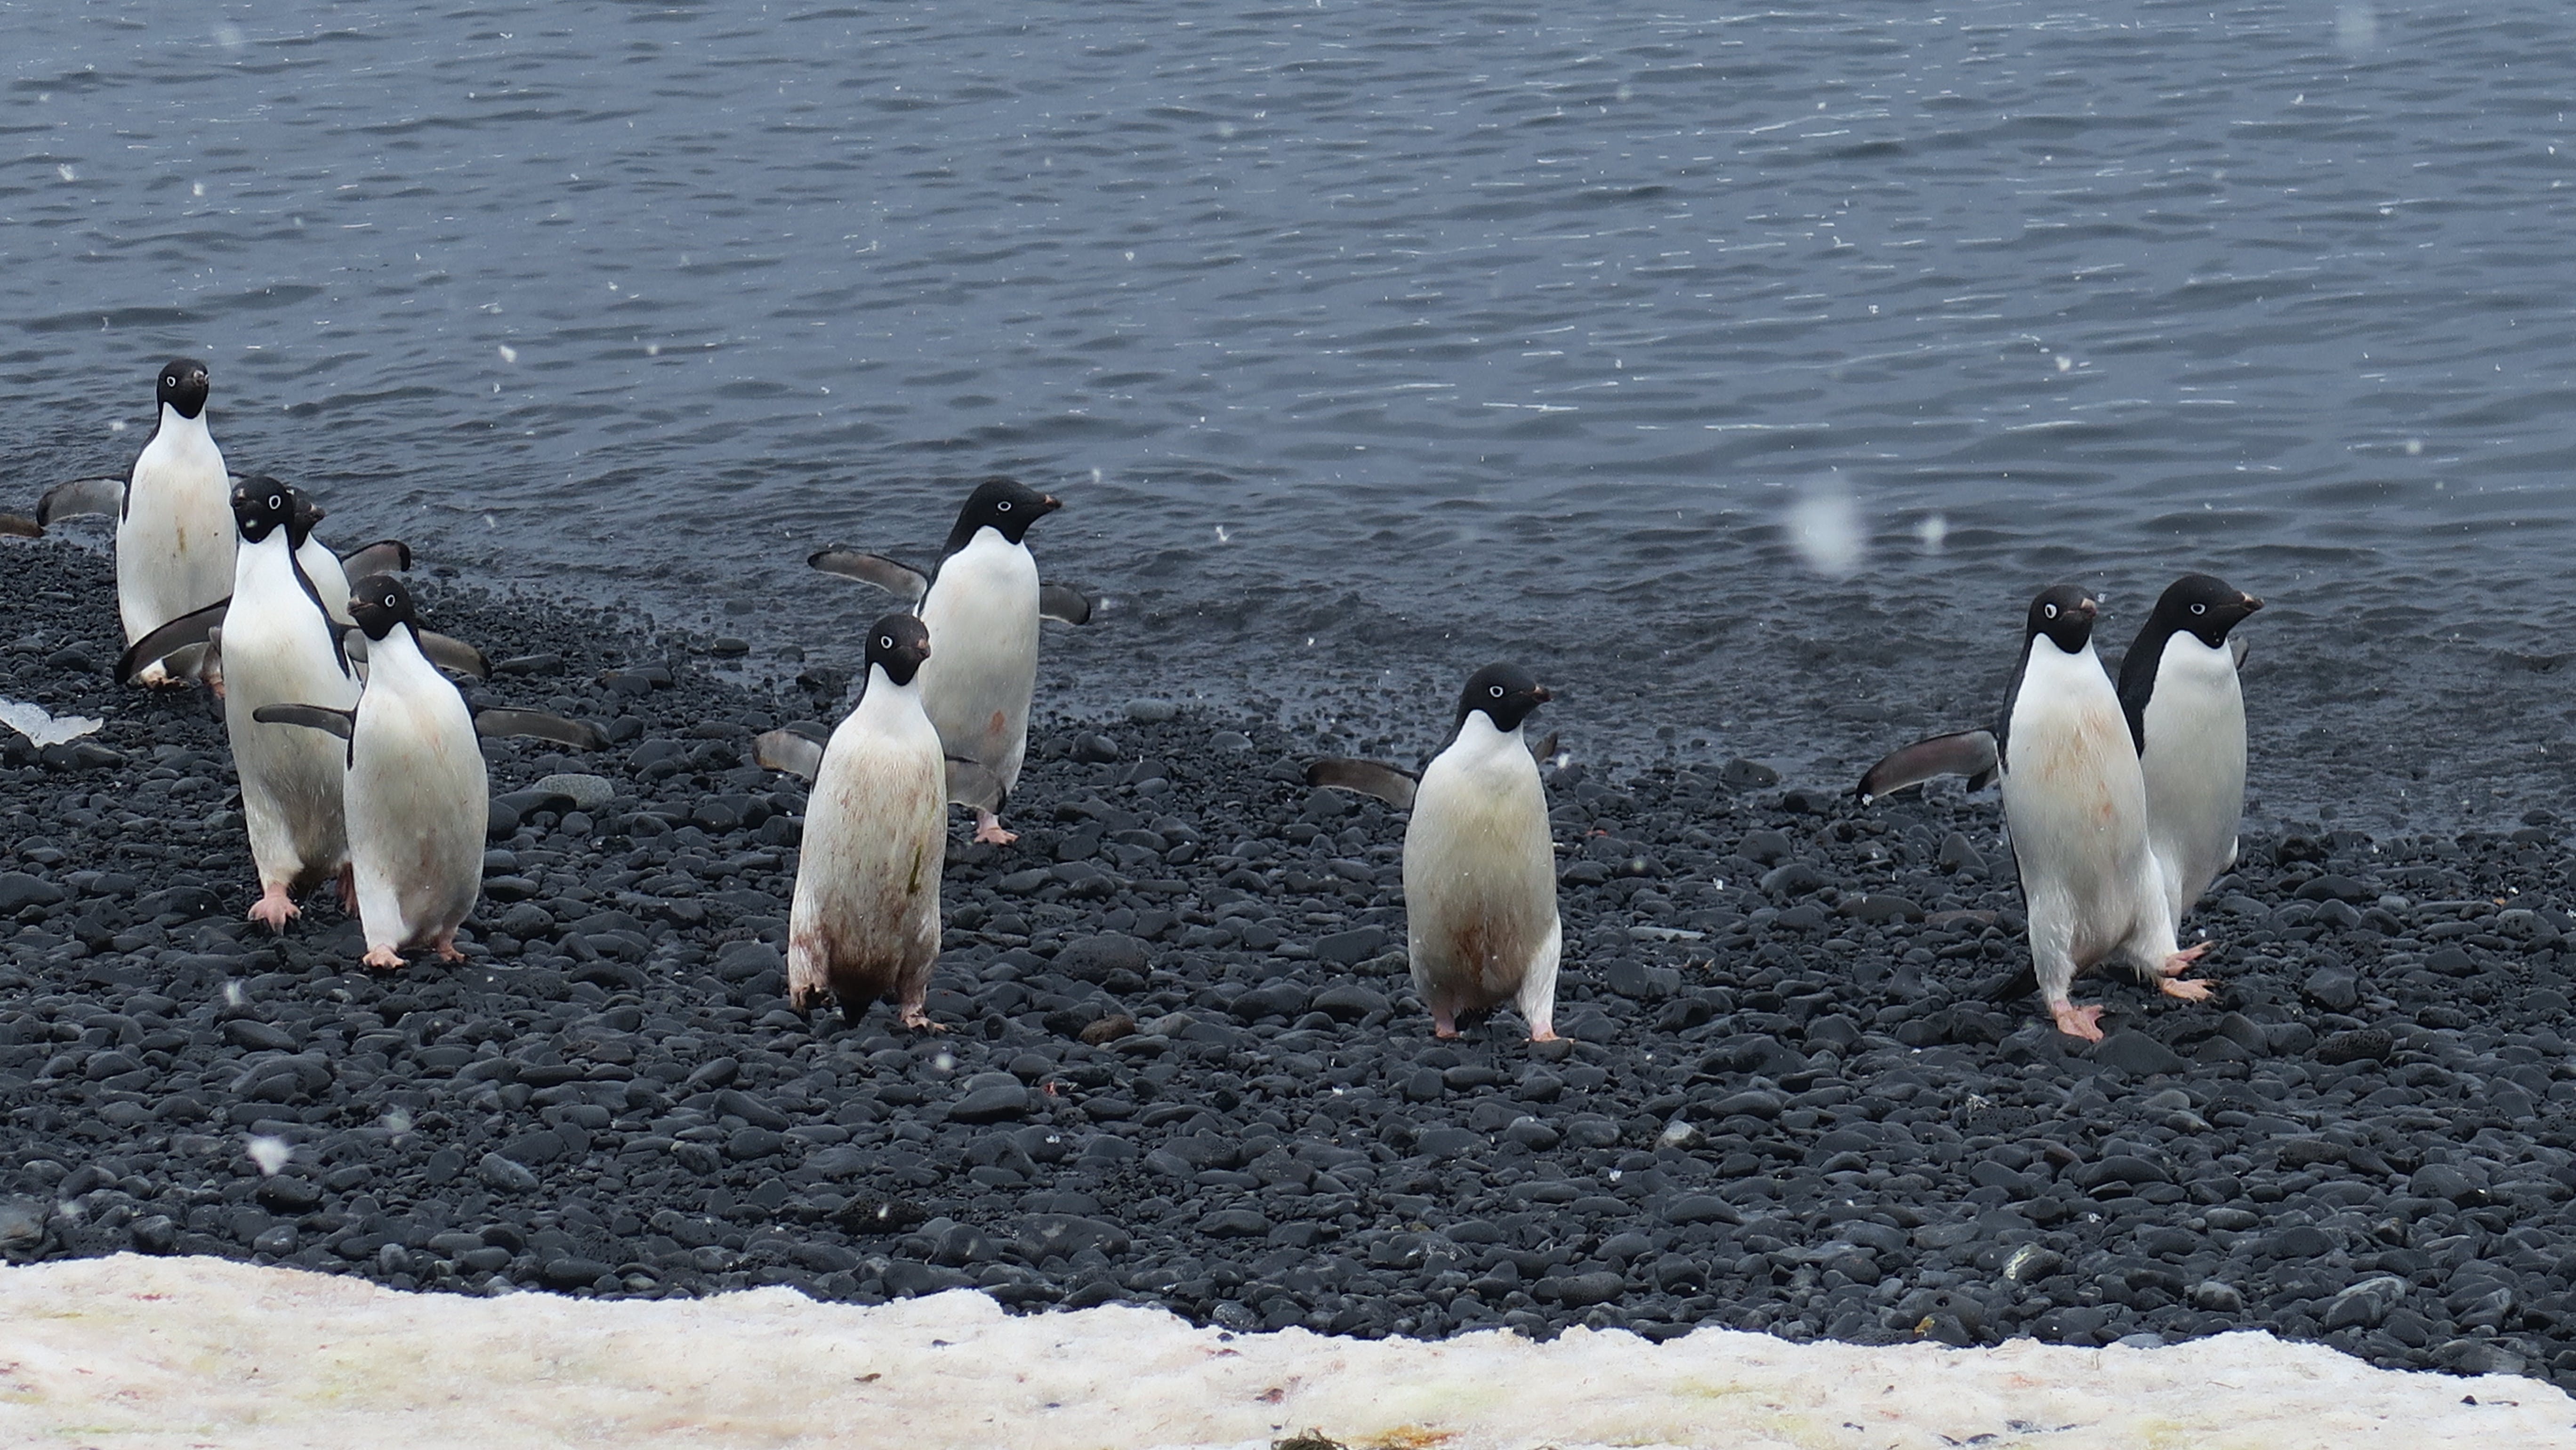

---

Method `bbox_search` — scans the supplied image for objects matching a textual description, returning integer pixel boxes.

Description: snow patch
[0,699,101,748]
[0,1256,2566,1449]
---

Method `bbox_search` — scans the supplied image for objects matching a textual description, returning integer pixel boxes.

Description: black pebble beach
[5,539,2575,1395]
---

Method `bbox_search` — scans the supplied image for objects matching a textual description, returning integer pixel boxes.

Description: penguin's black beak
[1531,685,1554,703]
[1039,495,1063,513]
[2075,598,2098,619]
[2241,593,2263,612]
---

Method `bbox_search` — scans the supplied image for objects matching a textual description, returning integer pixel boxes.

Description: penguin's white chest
[2138,633,2247,918]
[916,531,1040,793]
[223,539,361,886]
[2001,640,2158,963]
[116,411,232,643]
[1404,719,1556,997]
[346,636,486,949]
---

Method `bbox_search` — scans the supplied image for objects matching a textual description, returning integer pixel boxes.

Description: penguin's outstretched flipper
[473,709,609,750]
[1855,729,1998,804]
[251,702,356,740]
[755,726,829,782]
[1306,758,1419,810]
[117,598,231,684]
[809,548,930,604]
[2230,636,2249,670]
[0,515,38,539]
[36,475,124,526]
[418,631,491,679]
[1038,583,1094,626]
[337,539,413,577]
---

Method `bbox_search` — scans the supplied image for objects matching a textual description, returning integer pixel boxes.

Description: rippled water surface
[7,1,2576,829]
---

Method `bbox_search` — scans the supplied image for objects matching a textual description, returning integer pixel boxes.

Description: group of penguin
[4,358,2270,1048]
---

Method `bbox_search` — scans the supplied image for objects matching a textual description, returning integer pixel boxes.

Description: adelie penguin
[1856,572,2262,934]
[1984,587,2208,1039]
[218,476,364,930]
[256,576,606,969]
[809,477,1091,845]
[1308,664,1562,1042]
[35,359,232,683]
[765,613,948,1029]
[2118,573,2263,927]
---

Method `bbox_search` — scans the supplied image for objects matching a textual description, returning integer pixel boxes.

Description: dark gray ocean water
[6,2,2575,831]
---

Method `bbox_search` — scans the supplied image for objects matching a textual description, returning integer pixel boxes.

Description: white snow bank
[0,1255,2566,1450]
[0,699,100,749]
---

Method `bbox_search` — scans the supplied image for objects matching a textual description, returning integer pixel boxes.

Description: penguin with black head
[256,575,604,969]
[809,477,1090,845]
[783,613,949,1029]
[1309,663,1562,1041]
[2117,573,2264,927]
[1995,584,2210,1039]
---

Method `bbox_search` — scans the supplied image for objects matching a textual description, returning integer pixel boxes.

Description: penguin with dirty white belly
[35,359,233,682]
[809,477,1091,846]
[779,613,948,1029]
[2117,573,2264,928]
[1992,585,2209,1040]
[256,575,606,969]
[1308,664,1562,1042]
[218,476,364,930]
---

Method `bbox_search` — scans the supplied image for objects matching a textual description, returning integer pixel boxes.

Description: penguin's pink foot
[248,888,298,933]
[1527,1026,1560,1044]
[898,1006,948,1033]
[2049,1001,2107,1042]
[337,865,358,914]
[433,933,466,964]
[1430,1009,1459,1039]
[362,946,405,971]
[2159,977,2213,1001]
[2156,942,2212,977]
[972,811,1017,846]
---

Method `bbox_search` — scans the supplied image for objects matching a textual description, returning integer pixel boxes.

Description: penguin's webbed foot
[972,811,1017,846]
[362,946,405,971]
[433,933,466,964]
[2158,977,2213,1001]
[2048,1001,2106,1042]
[1526,1026,1560,1044]
[248,888,298,933]
[898,1006,947,1033]
[2157,941,2212,975]
[1429,1009,1460,1039]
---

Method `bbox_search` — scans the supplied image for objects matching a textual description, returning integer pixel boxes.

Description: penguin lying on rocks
[1308,663,1561,1042]
[808,477,1090,846]
[255,575,605,968]
[772,613,948,1029]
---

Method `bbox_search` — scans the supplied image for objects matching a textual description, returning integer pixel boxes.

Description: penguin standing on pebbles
[37,359,232,682]
[1309,664,1562,1042]
[809,477,1089,845]
[217,477,362,930]
[2118,573,2264,927]
[256,576,605,969]
[1992,586,2208,1040]
[781,613,948,1029]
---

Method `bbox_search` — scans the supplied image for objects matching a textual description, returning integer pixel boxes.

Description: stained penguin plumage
[105,359,233,681]
[256,576,607,967]
[808,477,1086,846]
[220,477,362,930]
[2118,573,2264,928]
[1996,586,2208,1040]
[784,613,947,1029]
[1311,665,1562,1041]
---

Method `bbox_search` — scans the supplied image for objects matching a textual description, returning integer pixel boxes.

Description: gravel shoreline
[4,539,2575,1394]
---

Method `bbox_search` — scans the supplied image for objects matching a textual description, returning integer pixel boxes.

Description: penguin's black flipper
[754,728,827,782]
[338,539,413,577]
[418,630,491,679]
[1855,729,1999,805]
[116,598,231,684]
[808,549,930,604]
[1038,583,1094,626]
[474,709,609,750]
[251,703,356,739]
[2230,636,2250,670]
[1529,730,1559,765]
[1306,758,1419,809]
[36,476,123,526]
[0,514,38,539]
[945,756,1009,812]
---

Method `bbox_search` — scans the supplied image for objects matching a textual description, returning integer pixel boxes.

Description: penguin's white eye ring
[1489,685,1505,698]
[2042,603,2058,619]
[879,635,894,650]
[996,500,1012,511]
[2190,603,2206,615]
[267,494,283,510]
